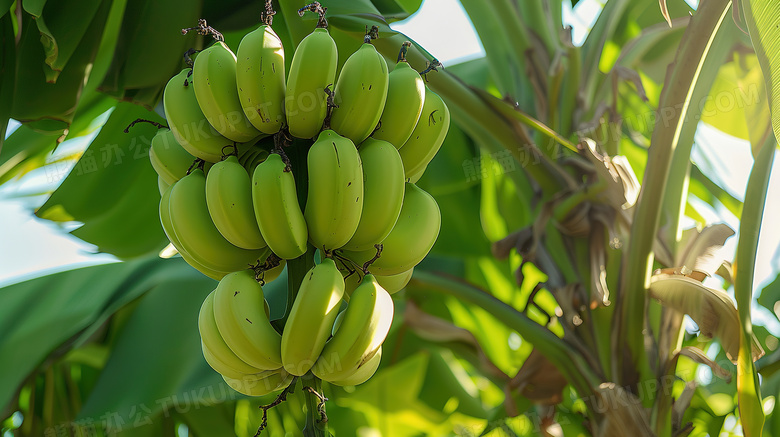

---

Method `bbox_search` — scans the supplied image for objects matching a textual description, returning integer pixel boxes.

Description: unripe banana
[201,341,255,379]
[312,274,393,383]
[259,259,286,284]
[213,270,283,370]
[206,155,267,250]
[236,25,286,134]
[329,43,389,144]
[193,42,261,142]
[377,268,414,294]
[407,164,427,184]
[158,176,170,196]
[340,267,413,300]
[304,130,363,251]
[199,290,266,377]
[285,28,337,139]
[150,128,194,185]
[372,61,425,148]
[164,69,233,162]
[342,138,404,251]
[398,88,450,177]
[238,144,271,172]
[159,184,231,280]
[341,183,440,275]
[327,346,382,387]
[223,369,292,397]
[252,153,308,259]
[168,169,266,272]
[281,258,345,375]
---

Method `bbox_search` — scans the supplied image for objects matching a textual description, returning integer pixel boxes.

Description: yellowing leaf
[648,273,764,362]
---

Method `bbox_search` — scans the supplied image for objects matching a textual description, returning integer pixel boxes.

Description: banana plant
[1,0,780,436]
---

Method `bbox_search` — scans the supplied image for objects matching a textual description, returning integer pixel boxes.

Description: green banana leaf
[75,266,223,427]
[743,0,780,144]
[36,103,168,259]
[0,11,14,154]
[11,3,110,134]
[98,0,201,108]
[420,122,491,259]
[23,0,105,82]
[0,256,201,415]
[757,274,780,317]
[700,54,771,152]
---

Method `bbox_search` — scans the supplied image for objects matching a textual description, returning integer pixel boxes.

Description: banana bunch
[149,6,451,394]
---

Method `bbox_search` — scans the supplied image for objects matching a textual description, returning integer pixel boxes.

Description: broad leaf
[26,0,105,82]
[76,263,223,425]
[743,0,780,143]
[700,54,771,152]
[757,274,780,317]
[11,3,110,133]
[0,257,200,413]
[36,103,168,259]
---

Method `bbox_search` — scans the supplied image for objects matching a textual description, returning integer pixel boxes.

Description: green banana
[238,145,270,172]
[259,259,286,285]
[157,176,170,196]
[236,25,286,134]
[281,258,345,375]
[159,184,231,280]
[372,61,425,148]
[149,128,194,186]
[377,268,414,295]
[340,266,414,300]
[199,290,266,378]
[327,347,382,387]
[206,155,267,250]
[398,88,450,178]
[163,69,234,162]
[202,342,262,380]
[284,28,338,139]
[252,153,308,259]
[213,270,283,370]
[343,138,404,251]
[193,42,261,142]
[407,164,427,184]
[312,274,393,383]
[304,130,364,251]
[342,183,440,276]
[222,369,292,397]
[329,42,389,144]
[168,169,266,272]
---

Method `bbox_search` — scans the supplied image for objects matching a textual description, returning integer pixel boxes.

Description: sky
[0,0,778,333]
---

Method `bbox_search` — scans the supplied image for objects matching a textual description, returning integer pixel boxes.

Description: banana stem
[275,137,329,434]
[302,373,329,436]
[280,138,314,327]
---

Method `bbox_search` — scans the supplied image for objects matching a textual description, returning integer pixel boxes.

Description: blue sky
[1,0,778,338]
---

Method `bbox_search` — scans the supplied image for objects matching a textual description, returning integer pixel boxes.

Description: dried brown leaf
[660,0,673,27]
[677,224,735,277]
[592,383,654,437]
[509,349,568,406]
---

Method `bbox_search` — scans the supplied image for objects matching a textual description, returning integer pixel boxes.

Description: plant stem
[410,270,598,398]
[280,139,314,327]
[302,373,328,436]
[617,0,731,396]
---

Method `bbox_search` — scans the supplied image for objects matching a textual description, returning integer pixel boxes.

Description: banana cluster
[148,9,449,395]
